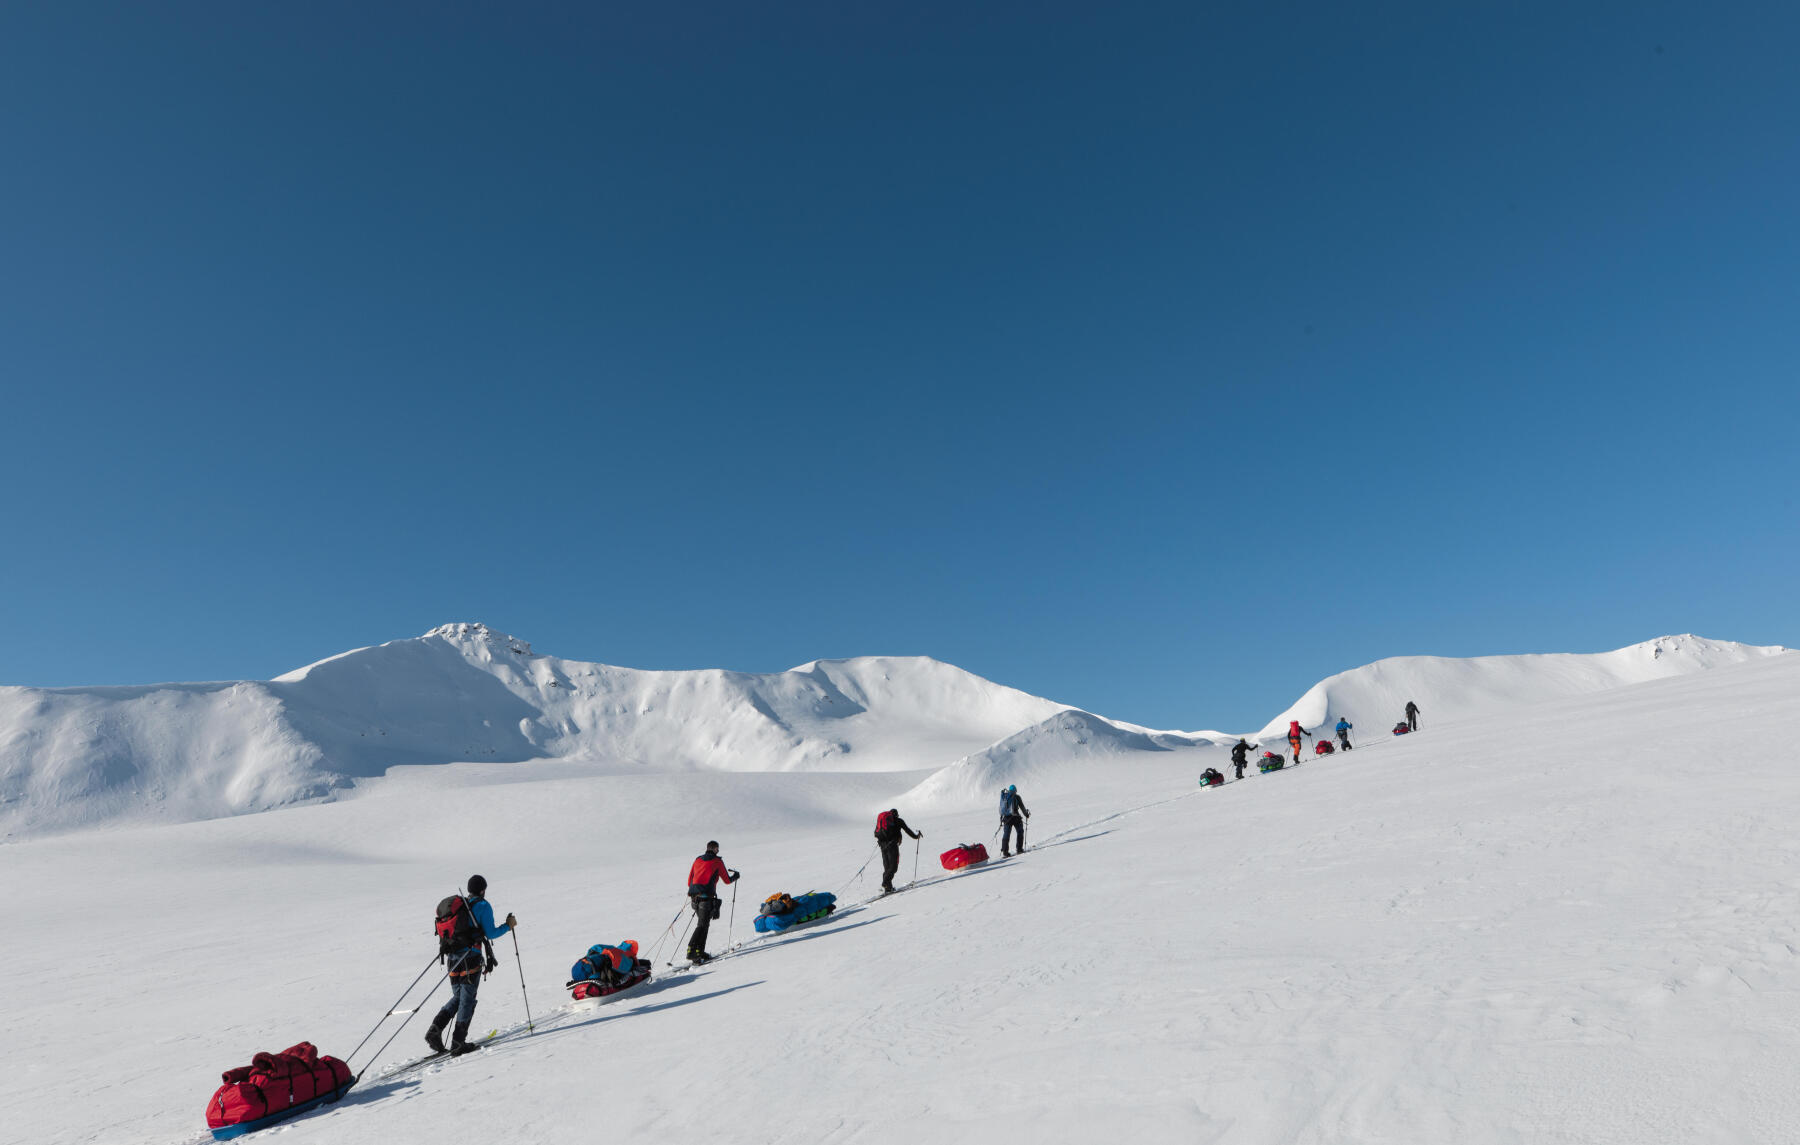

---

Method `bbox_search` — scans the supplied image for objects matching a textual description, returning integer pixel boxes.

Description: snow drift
[1254,634,1790,742]
[900,709,1217,810]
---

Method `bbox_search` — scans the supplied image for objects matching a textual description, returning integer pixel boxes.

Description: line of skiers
[427,781,1037,1054]
[1213,700,1423,785]
[430,699,1433,1059]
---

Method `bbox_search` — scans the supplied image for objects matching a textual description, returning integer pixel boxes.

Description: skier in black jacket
[1405,700,1420,731]
[999,785,1030,856]
[873,809,922,893]
[1230,739,1253,780]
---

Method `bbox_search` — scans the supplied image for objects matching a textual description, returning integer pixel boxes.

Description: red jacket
[687,854,734,893]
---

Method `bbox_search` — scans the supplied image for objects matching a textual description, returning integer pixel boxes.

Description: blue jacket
[1336,719,1351,734]
[468,897,512,942]
[999,789,1029,818]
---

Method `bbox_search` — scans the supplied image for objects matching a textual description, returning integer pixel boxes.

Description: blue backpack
[570,943,633,983]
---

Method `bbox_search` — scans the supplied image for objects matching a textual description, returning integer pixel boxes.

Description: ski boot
[449,1021,480,1057]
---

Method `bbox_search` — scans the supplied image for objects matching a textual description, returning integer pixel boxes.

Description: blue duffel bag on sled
[752,890,836,934]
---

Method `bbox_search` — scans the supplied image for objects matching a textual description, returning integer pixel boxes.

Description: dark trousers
[1233,761,1246,779]
[1407,713,1418,731]
[879,839,902,890]
[1001,815,1026,853]
[1338,732,1352,751]
[433,973,479,1036]
[689,893,720,955]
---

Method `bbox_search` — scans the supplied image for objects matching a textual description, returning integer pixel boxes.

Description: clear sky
[1,2,1795,731]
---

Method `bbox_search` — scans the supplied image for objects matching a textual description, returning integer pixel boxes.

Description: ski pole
[510,929,534,1033]
[646,901,687,965]
[355,972,447,1080]
[670,912,695,965]
[727,880,739,948]
[344,953,442,1068]
[912,835,920,883]
[839,845,878,894]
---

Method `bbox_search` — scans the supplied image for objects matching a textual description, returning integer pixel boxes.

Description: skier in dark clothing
[1230,739,1253,780]
[427,875,515,1057]
[999,785,1030,856]
[685,841,738,963]
[873,809,922,893]
[1405,701,1420,731]
[1335,717,1353,751]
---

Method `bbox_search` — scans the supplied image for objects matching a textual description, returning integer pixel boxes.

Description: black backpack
[435,895,485,956]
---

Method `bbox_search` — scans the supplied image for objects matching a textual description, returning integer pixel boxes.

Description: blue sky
[1,2,1795,730]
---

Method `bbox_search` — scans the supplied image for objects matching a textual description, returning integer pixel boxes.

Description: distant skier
[1335,717,1353,751]
[427,875,516,1057]
[685,841,739,963]
[1287,721,1306,764]
[1404,701,1420,731]
[999,785,1031,856]
[874,809,922,893]
[1230,739,1253,780]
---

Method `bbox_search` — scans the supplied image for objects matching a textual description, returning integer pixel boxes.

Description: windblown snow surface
[5,634,1799,1143]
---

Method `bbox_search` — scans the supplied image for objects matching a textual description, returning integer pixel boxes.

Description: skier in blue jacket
[999,785,1031,857]
[1335,717,1353,751]
[427,875,516,1057]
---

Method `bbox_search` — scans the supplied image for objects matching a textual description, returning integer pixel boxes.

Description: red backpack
[434,895,485,955]
[874,811,896,837]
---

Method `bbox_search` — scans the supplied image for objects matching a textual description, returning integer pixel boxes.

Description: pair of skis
[376,1029,500,1080]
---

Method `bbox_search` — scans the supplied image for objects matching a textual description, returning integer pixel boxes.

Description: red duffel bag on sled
[206,1041,354,1139]
[940,843,989,871]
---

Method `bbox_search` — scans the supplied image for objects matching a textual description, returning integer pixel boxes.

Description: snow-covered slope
[7,648,1800,1144]
[899,708,1220,810]
[0,623,1069,837]
[1254,634,1789,742]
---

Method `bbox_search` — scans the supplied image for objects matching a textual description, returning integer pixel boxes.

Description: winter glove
[729,870,740,881]
[1024,811,1031,818]
[505,913,518,928]
[485,954,499,974]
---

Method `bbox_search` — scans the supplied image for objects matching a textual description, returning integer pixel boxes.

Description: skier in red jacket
[685,841,738,963]
[1287,721,1306,764]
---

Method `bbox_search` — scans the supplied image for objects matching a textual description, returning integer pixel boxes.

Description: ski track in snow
[4,650,1800,1143]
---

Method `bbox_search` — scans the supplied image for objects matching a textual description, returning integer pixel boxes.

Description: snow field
[8,650,1800,1143]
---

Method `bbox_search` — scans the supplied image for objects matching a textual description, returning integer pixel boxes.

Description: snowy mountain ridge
[0,625,1786,837]
[0,623,1069,837]
[1252,633,1789,742]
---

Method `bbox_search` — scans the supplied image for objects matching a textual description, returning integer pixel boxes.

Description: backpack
[435,895,485,956]
[875,811,896,837]
[760,892,798,916]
